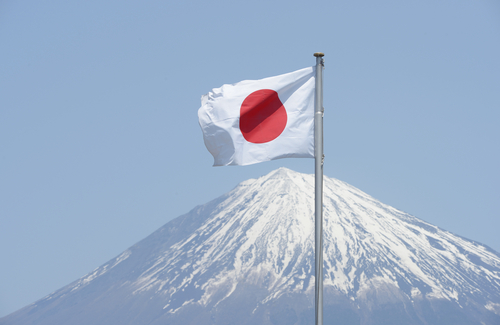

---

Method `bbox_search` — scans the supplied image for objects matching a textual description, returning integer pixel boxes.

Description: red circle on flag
[239,89,287,144]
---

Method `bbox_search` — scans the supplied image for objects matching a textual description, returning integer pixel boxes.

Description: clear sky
[1,0,499,318]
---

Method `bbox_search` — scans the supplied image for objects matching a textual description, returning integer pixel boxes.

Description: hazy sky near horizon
[1,0,499,318]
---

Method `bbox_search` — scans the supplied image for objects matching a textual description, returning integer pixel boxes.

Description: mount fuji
[1,168,499,325]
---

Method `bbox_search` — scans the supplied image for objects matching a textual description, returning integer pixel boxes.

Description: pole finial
[314,52,324,57]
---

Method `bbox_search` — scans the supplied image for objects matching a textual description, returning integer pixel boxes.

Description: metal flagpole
[314,52,324,325]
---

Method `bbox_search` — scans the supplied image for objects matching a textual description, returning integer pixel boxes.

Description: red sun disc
[239,89,287,144]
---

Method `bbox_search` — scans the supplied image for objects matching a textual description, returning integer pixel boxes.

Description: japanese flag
[198,67,315,166]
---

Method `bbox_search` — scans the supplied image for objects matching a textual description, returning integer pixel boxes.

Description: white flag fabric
[198,66,315,166]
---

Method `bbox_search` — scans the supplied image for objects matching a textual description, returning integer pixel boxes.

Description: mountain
[1,168,499,325]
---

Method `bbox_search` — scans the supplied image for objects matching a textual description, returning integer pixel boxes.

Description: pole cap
[314,52,324,57]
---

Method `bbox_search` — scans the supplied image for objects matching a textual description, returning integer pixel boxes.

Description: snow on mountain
[1,168,499,325]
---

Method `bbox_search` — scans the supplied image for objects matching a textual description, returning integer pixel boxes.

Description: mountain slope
[2,168,499,325]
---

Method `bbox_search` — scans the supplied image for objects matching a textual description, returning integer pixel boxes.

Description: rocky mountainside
[2,168,499,325]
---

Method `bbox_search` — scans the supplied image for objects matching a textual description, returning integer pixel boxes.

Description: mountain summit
[2,168,499,325]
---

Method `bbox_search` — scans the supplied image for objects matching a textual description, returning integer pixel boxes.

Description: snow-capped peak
[4,168,499,325]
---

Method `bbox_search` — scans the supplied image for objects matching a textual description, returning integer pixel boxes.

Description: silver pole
[314,52,324,325]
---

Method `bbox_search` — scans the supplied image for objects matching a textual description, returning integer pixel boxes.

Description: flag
[198,66,316,166]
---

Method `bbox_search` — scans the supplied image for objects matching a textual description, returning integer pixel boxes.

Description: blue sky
[1,0,499,318]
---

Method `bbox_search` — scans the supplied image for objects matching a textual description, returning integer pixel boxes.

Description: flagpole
[314,52,324,325]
